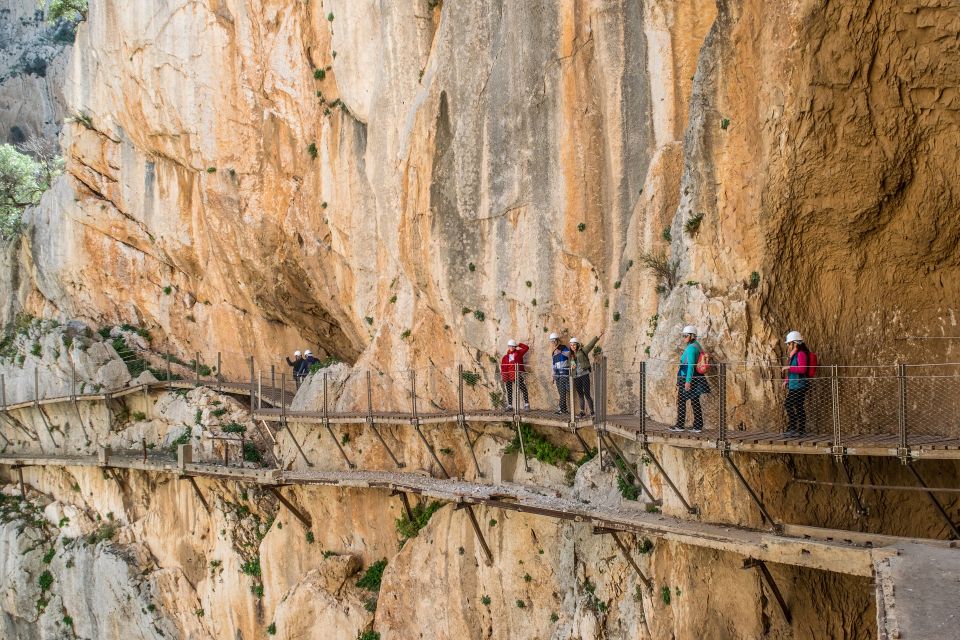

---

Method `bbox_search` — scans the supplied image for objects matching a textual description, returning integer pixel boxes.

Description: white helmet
[294,350,302,357]
[549,332,560,341]
[681,325,697,337]
[570,337,580,344]
[785,331,803,344]
[507,339,517,347]
[304,350,313,356]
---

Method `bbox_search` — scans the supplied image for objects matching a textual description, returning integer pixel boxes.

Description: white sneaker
[505,404,513,411]
[523,403,530,411]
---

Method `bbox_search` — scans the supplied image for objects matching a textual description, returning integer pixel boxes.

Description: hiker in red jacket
[500,340,530,411]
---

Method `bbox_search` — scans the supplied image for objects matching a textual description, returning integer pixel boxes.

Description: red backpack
[805,351,818,377]
[695,343,711,374]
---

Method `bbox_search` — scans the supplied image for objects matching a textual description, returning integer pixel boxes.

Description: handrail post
[639,361,647,438]
[271,365,276,395]
[830,364,842,458]
[166,353,172,391]
[322,372,329,423]
[70,359,76,401]
[457,365,465,418]
[216,352,222,391]
[568,363,575,424]
[897,363,909,463]
[718,362,728,451]
[410,370,418,421]
[194,352,200,387]
[34,367,40,408]
[512,365,519,418]
[367,370,374,417]
[280,373,287,419]
[0,373,6,410]
[257,369,263,410]
[249,356,255,407]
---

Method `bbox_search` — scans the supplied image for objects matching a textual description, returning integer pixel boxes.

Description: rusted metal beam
[724,453,778,531]
[181,475,211,515]
[457,503,493,566]
[906,463,960,540]
[642,444,697,515]
[594,526,652,592]
[457,366,482,477]
[391,490,415,521]
[600,431,657,504]
[743,558,791,624]
[267,485,312,529]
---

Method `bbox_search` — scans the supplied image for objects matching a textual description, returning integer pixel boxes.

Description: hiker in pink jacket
[500,340,530,411]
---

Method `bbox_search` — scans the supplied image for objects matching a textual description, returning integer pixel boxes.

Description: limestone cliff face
[8,0,720,380]
[6,0,957,387]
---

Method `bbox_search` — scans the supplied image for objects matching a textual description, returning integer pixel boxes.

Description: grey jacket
[571,336,600,377]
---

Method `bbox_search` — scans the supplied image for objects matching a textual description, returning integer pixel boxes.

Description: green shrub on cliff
[0,143,62,240]
[46,0,88,23]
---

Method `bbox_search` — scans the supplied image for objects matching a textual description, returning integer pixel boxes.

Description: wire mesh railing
[3,343,960,455]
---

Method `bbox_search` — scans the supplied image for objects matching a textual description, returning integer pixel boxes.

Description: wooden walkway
[2,375,960,460]
[0,450,921,578]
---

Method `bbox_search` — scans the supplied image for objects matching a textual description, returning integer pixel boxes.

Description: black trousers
[574,374,594,414]
[676,385,703,430]
[785,387,807,434]
[505,374,529,407]
[555,377,570,413]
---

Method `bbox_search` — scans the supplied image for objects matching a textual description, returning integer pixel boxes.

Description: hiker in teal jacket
[671,326,710,433]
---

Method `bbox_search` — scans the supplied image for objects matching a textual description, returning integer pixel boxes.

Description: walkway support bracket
[743,558,791,624]
[641,444,697,515]
[457,502,494,566]
[837,457,869,518]
[457,365,482,477]
[281,373,313,468]
[181,475,212,515]
[323,373,354,469]
[600,431,657,504]
[410,370,450,479]
[391,490,415,521]
[906,462,960,539]
[267,485,312,529]
[367,371,403,469]
[723,452,779,532]
[594,527,652,592]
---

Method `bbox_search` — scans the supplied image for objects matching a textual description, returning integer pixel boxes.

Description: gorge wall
[2,0,960,638]
[4,0,953,379]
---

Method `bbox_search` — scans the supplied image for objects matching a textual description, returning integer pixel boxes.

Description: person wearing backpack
[670,326,710,433]
[569,332,603,417]
[549,333,573,415]
[780,331,813,436]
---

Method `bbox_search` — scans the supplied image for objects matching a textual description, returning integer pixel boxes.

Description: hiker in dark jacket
[549,333,572,415]
[302,350,319,381]
[569,333,603,417]
[286,350,304,387]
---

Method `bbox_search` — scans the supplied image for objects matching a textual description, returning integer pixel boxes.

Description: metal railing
[3,348,960,456]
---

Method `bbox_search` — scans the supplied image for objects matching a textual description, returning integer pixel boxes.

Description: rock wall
[0,0,71,147]
[5,0,957,380]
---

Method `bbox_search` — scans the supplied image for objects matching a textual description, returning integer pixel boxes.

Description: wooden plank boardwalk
[0,451,926,578]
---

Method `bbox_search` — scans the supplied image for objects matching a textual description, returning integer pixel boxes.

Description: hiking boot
[554,409,564,415]
[578,412,586,418]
